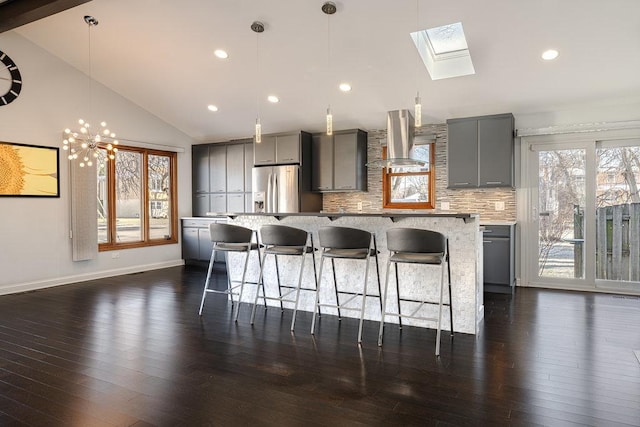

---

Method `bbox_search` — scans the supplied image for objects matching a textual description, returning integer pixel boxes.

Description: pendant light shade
[255,117,262,143]
[415,92,422,128]
[326,107,333,136]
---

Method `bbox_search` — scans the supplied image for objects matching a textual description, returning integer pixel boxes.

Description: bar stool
[250,224,318,331]
[377,228,453,356]
[311,226,381,344]
[198,223,262,321]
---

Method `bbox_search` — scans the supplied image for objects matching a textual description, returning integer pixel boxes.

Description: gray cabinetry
[192,140,254,215]
[482,224,515,293]
[192,145,209,193]
[447,113,514,188]
[209,193,226,213]
[192,193,209,217]
[312,129,367,192]
[226,143,245,193]
[226,193,245,213]
[209,144,226,193]
[182,218,225,263]
[312,133,333,191]
[253,132,301,166]
[447,120,478,188]
[244,141,253,192]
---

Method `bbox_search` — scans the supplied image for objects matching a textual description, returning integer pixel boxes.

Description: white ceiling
[14,0,640,141]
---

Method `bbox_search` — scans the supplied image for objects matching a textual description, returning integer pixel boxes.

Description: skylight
[411,22,475,80]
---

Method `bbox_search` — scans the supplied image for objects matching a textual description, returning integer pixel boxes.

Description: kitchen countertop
[205,211,479,222]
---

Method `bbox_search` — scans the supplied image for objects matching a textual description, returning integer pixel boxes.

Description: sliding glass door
[527,136,640,293]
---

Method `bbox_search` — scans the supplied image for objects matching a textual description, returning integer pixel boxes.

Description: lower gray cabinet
[210,193,227,213]
[192,194,210,217]
[482,224,515,292]
[182,218,225,263]
[226,193,245,213]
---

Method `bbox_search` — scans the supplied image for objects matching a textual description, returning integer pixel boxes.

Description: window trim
[382,143,436,210]
[99,145,178,251]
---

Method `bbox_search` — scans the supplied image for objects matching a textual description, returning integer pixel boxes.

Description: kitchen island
[208,212,483,334]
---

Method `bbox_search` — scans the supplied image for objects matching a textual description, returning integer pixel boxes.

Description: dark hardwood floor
[0,266,639,426]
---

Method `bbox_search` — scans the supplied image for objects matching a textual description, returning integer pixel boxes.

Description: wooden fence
[575,203,640,281]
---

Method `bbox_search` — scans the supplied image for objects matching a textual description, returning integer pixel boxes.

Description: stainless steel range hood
[367,110,426,168]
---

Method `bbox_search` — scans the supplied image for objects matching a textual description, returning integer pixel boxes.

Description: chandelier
[62,16,118,168]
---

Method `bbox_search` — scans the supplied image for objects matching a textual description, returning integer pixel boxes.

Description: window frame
[99,145,178,251]
[382,142,436,210]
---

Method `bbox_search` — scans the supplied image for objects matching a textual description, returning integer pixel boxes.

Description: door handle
[273,174,278,212]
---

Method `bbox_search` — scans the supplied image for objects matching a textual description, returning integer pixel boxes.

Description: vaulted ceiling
[6,0,640,141]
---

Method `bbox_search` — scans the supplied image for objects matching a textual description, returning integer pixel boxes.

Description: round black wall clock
[0,50,22,106]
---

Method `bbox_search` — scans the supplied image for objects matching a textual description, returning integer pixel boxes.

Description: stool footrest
[398,297,450,307]
[280,285,318,292]
[336,290,381,299]
[382,311,439,324]
[317,303,362,312]
[259,287,297,301]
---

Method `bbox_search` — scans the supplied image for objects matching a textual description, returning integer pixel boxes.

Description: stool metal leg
[290,250,306,331]
[377,256,393,346]
[310,237,321,317]
[357,252,371,344]
[447,248,454,336]
[373,237,383,312]
[198,248,217,315]
[310,250,326,335]
[331,258,341,319]
[274,255,284,311]
[250,249,270,325]
[435,260,446,356]
[233,249,252,322]
[395,263,403,329]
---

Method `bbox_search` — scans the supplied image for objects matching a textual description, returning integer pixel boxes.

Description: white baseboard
[0,260,185,296]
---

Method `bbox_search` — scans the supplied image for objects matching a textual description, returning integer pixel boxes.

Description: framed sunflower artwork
[0,142,59,197]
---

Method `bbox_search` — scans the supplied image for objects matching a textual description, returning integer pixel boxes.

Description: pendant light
[414,0,422,128]
[322,2,336,136]
[251,21,265,143]
[62,16,118,167]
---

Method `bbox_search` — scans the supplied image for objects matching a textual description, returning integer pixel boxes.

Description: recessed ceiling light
[267,95,279,103]
[207,105,218,112]
[339,83,352,92]
[214,49,228,59]
[541,49,559,60]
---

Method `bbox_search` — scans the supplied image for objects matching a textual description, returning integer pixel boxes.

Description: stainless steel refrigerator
[252,165,321,213]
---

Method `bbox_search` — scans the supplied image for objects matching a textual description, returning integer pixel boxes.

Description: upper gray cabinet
[446,113,514,188]
[244,141,253,192]
[192,145,209,193]
[253,132,301,165]
[312,133,334,191]
[208,144,227,193]
[225,143,245,193]
[312,129,367,192]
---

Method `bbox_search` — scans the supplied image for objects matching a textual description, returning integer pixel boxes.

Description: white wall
[0,32,194,294]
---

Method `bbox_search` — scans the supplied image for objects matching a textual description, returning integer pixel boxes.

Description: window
[382,143,435,209]
[97,145,177,250]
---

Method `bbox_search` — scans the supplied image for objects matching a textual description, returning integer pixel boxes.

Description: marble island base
[221,213,483,334]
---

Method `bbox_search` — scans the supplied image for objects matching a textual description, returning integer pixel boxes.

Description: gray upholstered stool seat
[377,227,453,356]
[198,223,263,321]
[311,226,382,343]
[250,224,318,331]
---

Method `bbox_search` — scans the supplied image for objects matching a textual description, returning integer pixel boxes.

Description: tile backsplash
[323,123,516,222]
